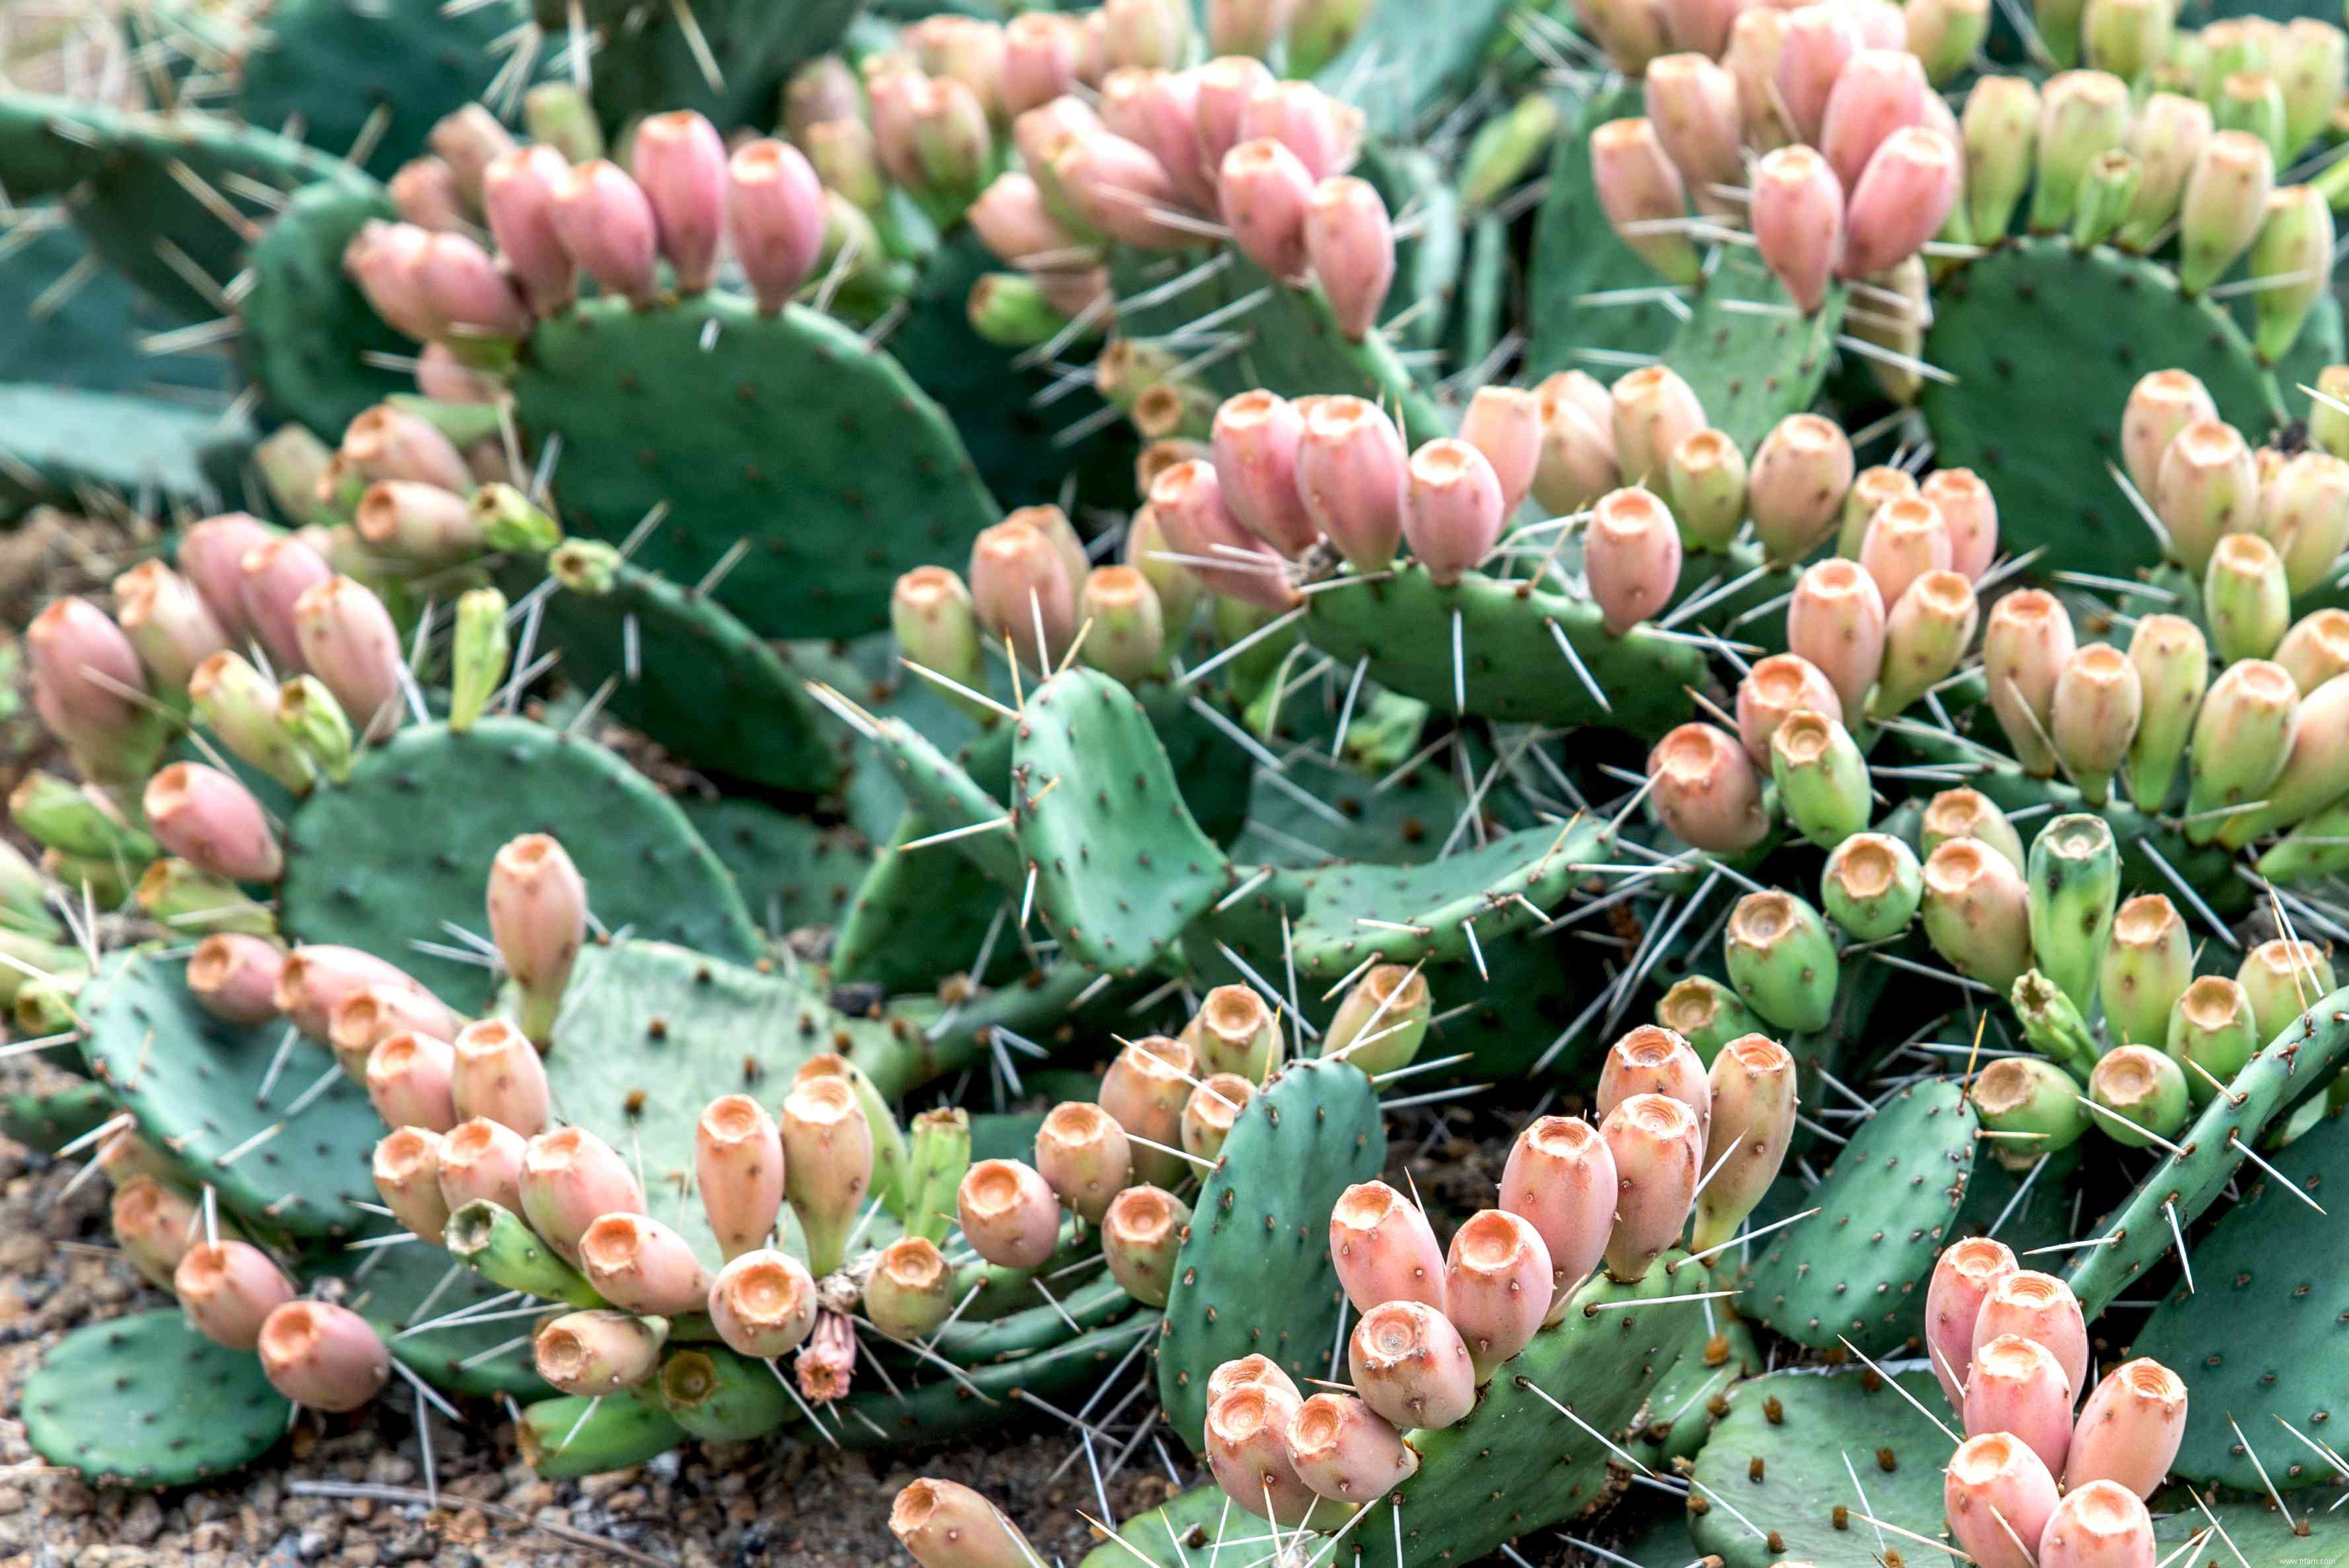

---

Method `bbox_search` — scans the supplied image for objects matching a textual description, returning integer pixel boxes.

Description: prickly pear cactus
[22,1310,291,1487]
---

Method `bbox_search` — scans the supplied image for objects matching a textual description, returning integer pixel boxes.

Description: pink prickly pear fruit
[1209,1354,1301,1406]
[354,482,476,566]
[968,518,1081,666]
[968,172,1078,268]
[373,1126,453,1242]
[549,160,659,307]
[1965,1333,2076,1477]
[864,1237,955,1341]
[1926,1235,2018,1407]
[1787,560,1887,728]
[1983,589,2075,778]
[2122,371,2220,507]
[727,139,825,313]
[696,1094,784,1261]
[391,157,468,232]
[237,535,332,677]
[579,1212,714,1317]
[1819,48,1931,193]
[520,1125,646,1263]
[1034,1102,1134,1222]
[904,75,992,201]
[891,1478,1041,1568]
[1236,81,1362,182]
[436,1117,528,1214]
[1101,1183,1189,1306]
[188,933,285,1026]
[1219,137,1314,281]
[1206,1382,1323,1524]
[2038,1481,2155,1568]
[1100,1035,1198,1185]
[1460,387,1544,520]
[2051,642,2143,805]
[1725,9,1797,149]
[365,1033,459,1133]
[111,1177,200,1287]
[2066,1358,2188,1498]
[1750,145,1846,315]
[1195,57,1276,174]
[1749,413,1857,564]
[1183,983,1284,1082]
[1658,0,1742,54]
[1499,1115,1616,1306]
[1101,0,1191,71]
[1401,438,1505,586]
[331,986,464,1073]
[412,231,530,340]
[1579,0,1670,75]
[1590,118,1700,286]
[1871,570,1979,720]
[114,560,227,692]
[1329,1179,1448,1314]
[1146,461,1298,611]
[1288,1392,1418,1504]
[1921,839,2034,989]
[1842,127,1961,276]
[259,1301,391,1412]
[1859,496,1954,611]
[710,1250,817,1358]
[892,567,984,695]
[1647,722,1771,853]
[486,832,586,1044]
[1921,468,1999,581]
[1443,1209,1553,1381]
[426,104,511,206]
[957,1158,1061,1269]
[2278,606,2349,692]
[1645,54,1743,207]
[1205,0,1296,58]
[1303,175,1394,343]
[1777,2,1867,144]
[1296,395,1407,572]
[482,145,576,315]
[143,763,281,884]
[1531,369,1620,515]
[176,1240,295,1351]
[275,946,428,1042]
[780,1075,874,1276]
[534,1310,666,1396]
[346,220,442,341]
[1736,652,1845,767]
[1610,365,1707,489]
[2257,449,2349,599]
[1692,1033,1799,1253]
[1181,1073,1254,1161]
[1005,15,1084,115]
[291,576,404,739]
[1838,465,1920,558]
[1585,488,1684,636]
[1972,1269,2089,1396]
[1945,1432,2062,1568]
[1600,1092,1704,1281]
[2178,131,2274,295]
[178,513,278,642]
[1054,131,1193,250]
[451,1018,552,1135]
[1212,391,1318,556]
[1103,69,1212,211]
[1597,1024,1711,1137]
[1349,1300,1477,1431]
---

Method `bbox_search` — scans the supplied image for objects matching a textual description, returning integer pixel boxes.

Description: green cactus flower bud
[445,1199,603,1306]
[137,859,274,938]
[2088,1043,2191,1146]
[1971,1054,2091,1170]
[2235,937,2336,1046]
[2310,366,2349,463]
[2031,71,2133,234]
[2025,814,2118,1014]
[2068,150,2140,248]
[7,772,155,863]
[2279,20,2348,153]
[277,675,355,786]
[2167,975,2262,1101]
[2101,895,2194,1047]
[1724,889,1839,1033]
[472,482,563,554]
[2247,186,2334,365]
[2035,0,2088,67]
[2011,968,2101,1082]
[1460,93,1564,211]
[2206,532,2292,665]
[1653,975,1762,1066]
[1921,787,2027,869]
[1324,964,1433,1076]
[2122,614,2207,811]
[2182,658,2297,842]
[1964,76,2042,241]
[1770,710,1870,849]
[2178,130,2275,295]
[2116,92,2213,252]
[1923,838,2035,990]
[256,425,336,525]
[1821,832,1924,941]
[189,652,314,795]
[967,272,1074,349]
[524,82,603,164]
[449,586,509,735]
[1078,566,1168,688]
[2213,71,2288,168]
[2083,0,2171,81]
[902,1109,972,1248]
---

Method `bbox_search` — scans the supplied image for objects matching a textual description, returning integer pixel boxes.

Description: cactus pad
[1014,669,1236,973]
[81,946,380,1238]
[0,384,253,521]
[1526,87,1680,380]
[1742,1079,1978,1353]
[1302,566,1707,738]
[677,797,872,938]
[346,1240,552,1399]
[240,180,412,439]
[279,717,760,1005]
[552,0,862,136]
[0,1076,117,1153]
[2131,1106,2349,1492]
[1666,260,1846,451]
[3,209,227,398]
[838,1314,1156,1452]
[1156,1055,1385,1448]
[23,1310,289,1486]
[1919,241,2282,578]
[511,293,999,640]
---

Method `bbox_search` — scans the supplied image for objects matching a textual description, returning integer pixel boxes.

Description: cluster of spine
[1931,1238,2186,1568]
[1193,1020,1794,1525]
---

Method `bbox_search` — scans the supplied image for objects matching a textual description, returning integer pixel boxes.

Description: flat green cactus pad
[854,713,1022,886]
[0,94,373,321]
[2069,987,2349,1314]
[511,290,998,642]
[1629,1315,1762,1471]
[280,717,760,1006]
[2130,1108,2349,1492]
[1689,1366,1950,1568]
[1318,0,1518,137]
[677,797,872,938]
[81,947,380,1239]
[837,1314,1156,1452]
[23,1310,290,1486]
[1302,566,1707,738]
[339,1237,552,1399]
[1014,669,1237,974]
[1107,249,1448,447]
[546,0,861,136]
[0,384,254,522]
[1919,240,2282,579]
[519,1386,686,1478]
[235,0,537,180]
[509,550,842,793]
[1075,1485,1230,1568]
[2,208,227,397]
[831,808,1028,994]
[1357,147,1463,355]
[241,180,413,439]
[1156,1055,1386,1449]
[1742,1079,1978,1353]
[1665,260,1846,453]
[1524,87,1680,382]
[0,1076,118,1154]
